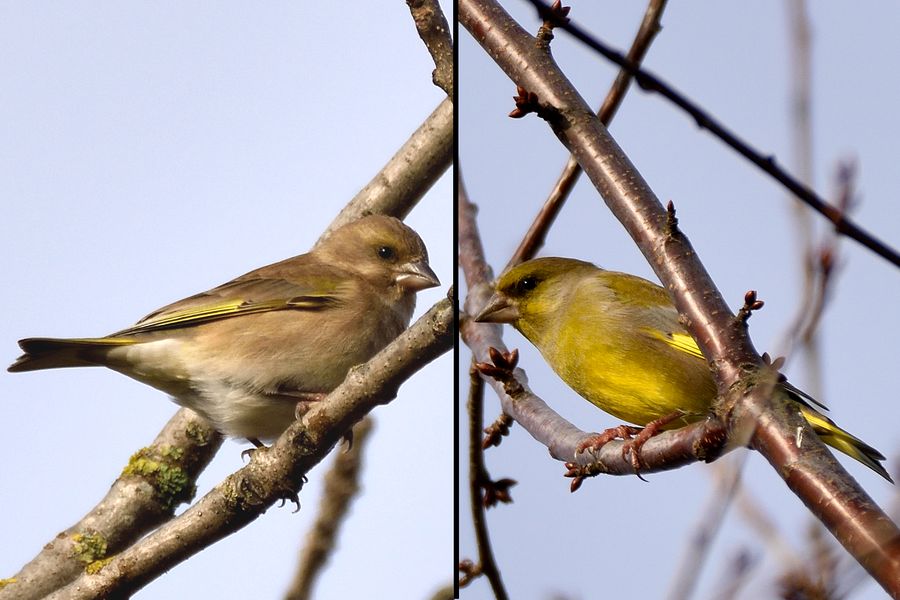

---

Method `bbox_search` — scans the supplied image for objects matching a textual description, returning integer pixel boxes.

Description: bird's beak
[396,260,440,291]
[474,293,519,323]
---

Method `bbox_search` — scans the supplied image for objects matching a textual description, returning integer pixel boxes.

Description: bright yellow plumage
[476,257,891,482]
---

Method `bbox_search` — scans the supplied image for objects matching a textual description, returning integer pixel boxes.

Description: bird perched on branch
[9,215,439,444]
[476,256,891,482]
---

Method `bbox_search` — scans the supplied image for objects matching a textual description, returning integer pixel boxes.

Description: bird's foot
[620,411,686,477]
[576,424,644,456]
[280,391,351,449]
[292,392,327,419]
[241,437,267,461]
[576,424,645,480]
[275,487,302,513]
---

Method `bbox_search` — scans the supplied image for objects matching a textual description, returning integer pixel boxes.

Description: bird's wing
[640,325,830,412]
[642,328,706,360]
[112,271,351,337]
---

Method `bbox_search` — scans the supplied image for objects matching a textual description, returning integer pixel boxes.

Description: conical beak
[396,260,440,291]
[474,293,519,323]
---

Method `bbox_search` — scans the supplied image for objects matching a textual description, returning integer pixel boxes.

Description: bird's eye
[377,246,396,260]
[518,276,538,292]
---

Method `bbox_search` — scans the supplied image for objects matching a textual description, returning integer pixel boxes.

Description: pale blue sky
[1,3,452,598]
[460,2,898,599]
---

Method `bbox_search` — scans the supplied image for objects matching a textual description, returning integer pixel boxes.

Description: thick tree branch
[5,10,453,598]
[323,97,453,239]
[7,107,451,597]
[507,0,669,269]
[459,0,900,593]
[461,0,724,480]
[460,172,725,476]
[521,0,900,269]
[0,410,222,600]
[44,299,453,599]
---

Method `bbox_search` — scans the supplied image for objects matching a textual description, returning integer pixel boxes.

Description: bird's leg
[281,391,354,450]
[285,391,328,419]
[621,410,686,474]
[575,411,686,478]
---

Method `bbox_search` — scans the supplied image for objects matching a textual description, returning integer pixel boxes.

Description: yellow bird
[9,215,439,444]
[476,257,891,482]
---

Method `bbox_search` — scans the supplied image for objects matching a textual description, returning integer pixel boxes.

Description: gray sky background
[460,2,898,599]
[1,3,452,598]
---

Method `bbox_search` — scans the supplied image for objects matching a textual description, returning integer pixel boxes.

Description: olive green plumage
[9,215,439,441]
[477,257,890,482]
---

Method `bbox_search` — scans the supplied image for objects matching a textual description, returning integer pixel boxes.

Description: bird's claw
[575,412,685,480]
[576,424,643,456]
[341,428,354,451]
[241,438,267,461]
[620,411,687,478]
[276,488,301,513]
[293,392,327,420]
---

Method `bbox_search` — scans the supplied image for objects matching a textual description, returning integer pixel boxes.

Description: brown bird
[9,215,439,443]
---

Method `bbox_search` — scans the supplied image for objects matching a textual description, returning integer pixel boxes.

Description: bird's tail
[8,337,136,373]
[800,405,893,483]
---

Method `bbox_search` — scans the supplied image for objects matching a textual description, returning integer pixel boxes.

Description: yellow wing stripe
[641,328,891,481]
[642,328,705,360]
[112,296,336,336]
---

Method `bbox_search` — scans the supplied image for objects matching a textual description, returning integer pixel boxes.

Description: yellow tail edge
[800,406,893,483]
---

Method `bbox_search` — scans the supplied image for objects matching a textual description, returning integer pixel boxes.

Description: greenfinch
[476,257,891,482]
[9,215,439,443]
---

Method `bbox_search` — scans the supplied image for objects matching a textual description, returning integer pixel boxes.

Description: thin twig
[460,1,725,478]
[406,0,454,96]
[685,14,820,596]
[784,0,817,382]
[460,171,725,478]
[667,455,748,600]
[507,0,669,270]
[785,0,815,251]
[460,1,900,592]
[778,0,824,408]
[463,361,508,599]
[709,549,758,600]
[734,486,802,570]
[284,417,375,600]
[777,161,856,392]
[800,162,855,346]
[6,95,452,599]
[522,0,900,269]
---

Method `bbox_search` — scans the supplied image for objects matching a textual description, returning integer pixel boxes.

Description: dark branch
[463,361,508,598]
[459,0,900,593]
[507,0,670,270]
[521,0,900,269]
